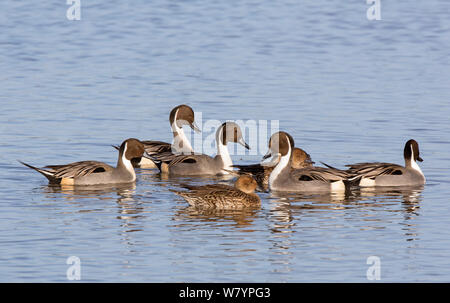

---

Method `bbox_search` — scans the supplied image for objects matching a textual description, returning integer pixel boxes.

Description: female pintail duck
[171,175,260,209]
[231,147,315,191]
[264,132,350,192]
[20,138,145,185]
[114,104,200,168]
[150,122,250,176]
[345,139,425,187]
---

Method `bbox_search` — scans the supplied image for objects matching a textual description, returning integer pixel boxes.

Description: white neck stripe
[269,143,291,188]
[121,143,135,173]
[173,108,193,153]
[410,144,424,176]
[217,126,233,171]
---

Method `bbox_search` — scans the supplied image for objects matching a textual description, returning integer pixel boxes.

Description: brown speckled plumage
[171,176,260,209]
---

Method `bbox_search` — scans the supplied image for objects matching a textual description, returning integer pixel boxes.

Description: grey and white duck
[264,132,350,192]
[20,138,145,186]
[114,104,200,168]
[150,121,250,176]
[231,147,315,191]
[345,139,426,187]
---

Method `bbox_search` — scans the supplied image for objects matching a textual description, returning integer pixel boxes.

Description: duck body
[165,155,228,176]
[116,104,200,168]
[151,122,250,176]
[346,139,425,187]
[232,147,314,191]
[171,176,260,209]
[20,138,145,186]
[265,132,349,192]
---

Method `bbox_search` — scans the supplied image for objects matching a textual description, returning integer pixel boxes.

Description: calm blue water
[1,0,450,282]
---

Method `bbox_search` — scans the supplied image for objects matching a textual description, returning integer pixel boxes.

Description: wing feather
[345,162,405,179]
[45,161,114,179]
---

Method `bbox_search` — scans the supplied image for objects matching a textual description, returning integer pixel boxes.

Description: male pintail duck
[150,121,250,176]
[20,138,145,185]
[171,175,260,209]
[113,104,200,168]
[345,139,425,187]
[264,132,350,192]
[232,147,315,191]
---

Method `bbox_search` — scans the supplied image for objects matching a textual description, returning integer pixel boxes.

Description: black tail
[320,161,339,170]
[18,160,59,183]
[149,157,163,172]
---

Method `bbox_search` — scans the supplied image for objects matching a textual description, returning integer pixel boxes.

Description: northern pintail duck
[171,175,260,209]
[346,139,425,187]
[264,132,349,192]
[20,138,145,185]
[232,147,315,191]
[150,122,250,176]
[114,104,200,168]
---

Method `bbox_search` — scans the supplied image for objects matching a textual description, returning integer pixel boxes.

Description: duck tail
[18,160,59,183]
[320,161,339,170]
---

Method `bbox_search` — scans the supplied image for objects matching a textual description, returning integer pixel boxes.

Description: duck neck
[217,126,233,171]
[171,110,193,154]
[116,146,136,181]
[172,127,193,154]
[269,146,292,189]
[405,146,424,177]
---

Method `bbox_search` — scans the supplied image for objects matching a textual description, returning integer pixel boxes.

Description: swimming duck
[171,175,260,209]
[232,147,315,191]
[114,104,200,168]
[345,139,425,187]
[150,122,250,176]
[264,132,350,192]
[20,138,145,185]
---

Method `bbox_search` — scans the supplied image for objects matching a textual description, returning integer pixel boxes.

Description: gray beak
[306,158,315,165]
[238,138,250,150]
[262,150,271,160]
[260,151,280,167]
[190,122,201,133]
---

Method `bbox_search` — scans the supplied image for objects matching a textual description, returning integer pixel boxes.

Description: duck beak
[190,122,201,133]
[306,158,315,165]
[417,156,423,162]
[261,151,280,166]
[238,138,250,150]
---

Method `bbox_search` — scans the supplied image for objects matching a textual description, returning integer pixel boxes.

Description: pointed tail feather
[320,161,339,170]
[146,154,173,173]
[151,158,163,172]
[18,161,60,183]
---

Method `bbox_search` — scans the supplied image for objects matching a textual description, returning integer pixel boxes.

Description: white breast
[217,127,233,172]
[409,145,425,178]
